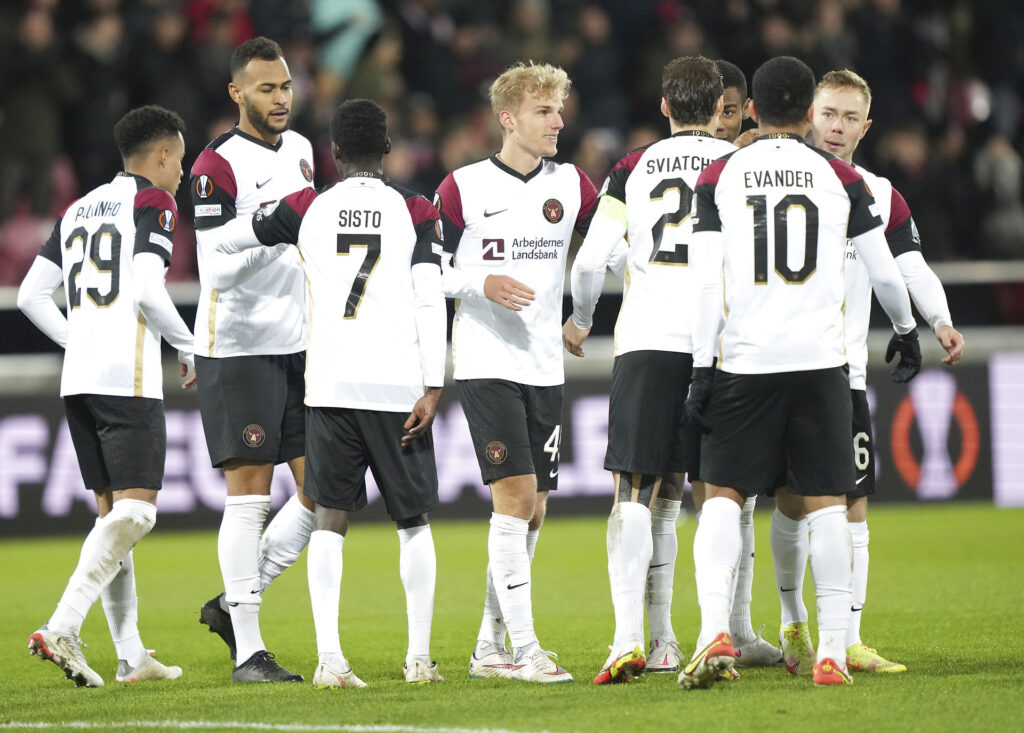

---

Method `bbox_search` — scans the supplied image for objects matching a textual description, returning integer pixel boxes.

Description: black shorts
[457,379,562,491]
[605,350,699,479]
[304,406,438,521]
[700,367,854,497]
[64,394,165,491]
[849,388,875,498]
[196,353,305,467]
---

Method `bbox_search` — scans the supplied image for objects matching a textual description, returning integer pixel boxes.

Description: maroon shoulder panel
[191,149,238,200]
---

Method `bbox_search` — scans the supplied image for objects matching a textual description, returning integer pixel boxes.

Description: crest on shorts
[242,424,266,448]
[195,175,214,199]
[299,159,313,182]
[543,198,564,224]
[485,441,508,465]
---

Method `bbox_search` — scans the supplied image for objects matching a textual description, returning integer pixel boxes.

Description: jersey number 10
[746,194,819,284]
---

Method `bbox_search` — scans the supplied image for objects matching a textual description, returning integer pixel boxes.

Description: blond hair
[816,69,872,109]
[489,62,571,117]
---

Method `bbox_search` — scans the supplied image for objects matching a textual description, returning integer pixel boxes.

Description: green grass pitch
[2,502,1021,732]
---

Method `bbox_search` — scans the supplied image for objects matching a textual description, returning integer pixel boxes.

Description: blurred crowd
[1,0,1022,286]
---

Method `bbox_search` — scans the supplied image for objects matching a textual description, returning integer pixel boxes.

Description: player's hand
[685,367,715,433]
[733,129,760,148]
[402,387,442,447]
[885,328,922,383]
[178,350,197,390]
[936,324,965,365]
[484,275,535,311]
[562,317,590,357]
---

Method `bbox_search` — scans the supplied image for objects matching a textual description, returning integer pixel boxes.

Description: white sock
[730,496,757,644]
[398,524,436,660]
[807,505,852,665]
[219,495,270,665]
[49,500,157,637]
[488,513,536,654]
[693,497,742,648]
[101,549,146,665]
[526,528,540,562]
[770,508,809,625]
[476,566,505,650]
[307,529,345,658]
[647,498,681,644]
[607,502,652,652]
[258,494,315,591]
[847,520,869,648]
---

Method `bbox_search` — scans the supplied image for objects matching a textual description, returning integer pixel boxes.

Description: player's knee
[314,506,350,536]
[615,472,658,505]
[107,498,157,538]
[396,513,429,530]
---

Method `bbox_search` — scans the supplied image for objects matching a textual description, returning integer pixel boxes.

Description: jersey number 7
[336,233,382,318]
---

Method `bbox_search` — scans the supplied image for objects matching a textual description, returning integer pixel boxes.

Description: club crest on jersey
[299,159,313,182]
[158,209,175,232]
[485,441,508,465]
[543,198,564,223]
[242,424,266,448]
[195,175,214,199]
[482,238,506,261]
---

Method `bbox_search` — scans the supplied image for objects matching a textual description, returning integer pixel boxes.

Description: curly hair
[751,56,815,127]
[113,105,185,160]
[330,99,389,161]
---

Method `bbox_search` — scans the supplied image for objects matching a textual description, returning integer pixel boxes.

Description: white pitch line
[0,723,563,733]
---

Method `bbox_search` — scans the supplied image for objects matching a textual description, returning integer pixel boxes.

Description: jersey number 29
[63,224,122,308]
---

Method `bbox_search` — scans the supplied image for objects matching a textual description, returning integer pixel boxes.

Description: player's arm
[405,196,446,446]
[17,219,69,348]
[885,188,964,364]
[131,190,195,377]
[191,149,284,290]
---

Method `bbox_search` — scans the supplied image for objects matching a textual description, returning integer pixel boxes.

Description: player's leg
[789,367,856,686]
[680,371,784,690]
[646,472,683,673]
[730,493,783,667]
[258,353,315,592]
[30,396,161,687]
[363,409,443,683]
[845,390,905,673]
[305,406,365,688]
[772,488,813,675]
[596,471,655,684]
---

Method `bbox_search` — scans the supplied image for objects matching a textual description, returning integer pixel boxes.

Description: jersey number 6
[336,233,382,318]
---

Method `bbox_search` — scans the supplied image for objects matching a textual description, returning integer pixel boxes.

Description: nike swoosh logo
[256,178,273,189]
[549,469,558,478]
[779,586,797,593]
[250,589,261,594]
[650,563,670,569]
[856,475,868,484]
[483,208,507,217]
[507,582,529,590]
[851,606,863,612]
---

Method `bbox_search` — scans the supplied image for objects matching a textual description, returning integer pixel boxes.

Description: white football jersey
[190,128,314,357]
[603,132,736,355]
[693,134,884,374]
[844,167,919,390]
[249,175,445,411]
[435,155,597,385]
[37,173,179,398]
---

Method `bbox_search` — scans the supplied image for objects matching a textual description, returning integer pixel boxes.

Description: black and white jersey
[36,174,179,398]
[435,155,597,385]
[579,132,736,356]
[190,128,314,357]
[844,168,919,390]
[693,133,907,374]
[241,175,446,411]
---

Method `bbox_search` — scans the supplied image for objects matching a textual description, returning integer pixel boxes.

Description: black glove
[685,367,715,433]
[885,328,922,383]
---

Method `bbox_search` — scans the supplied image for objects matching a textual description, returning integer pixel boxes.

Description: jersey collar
[489,153,543,183]
[343,170,386,181]
[232,126,284,152]
[756,132,804,143]
[672,130,714,138]
[116,172,155,189]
